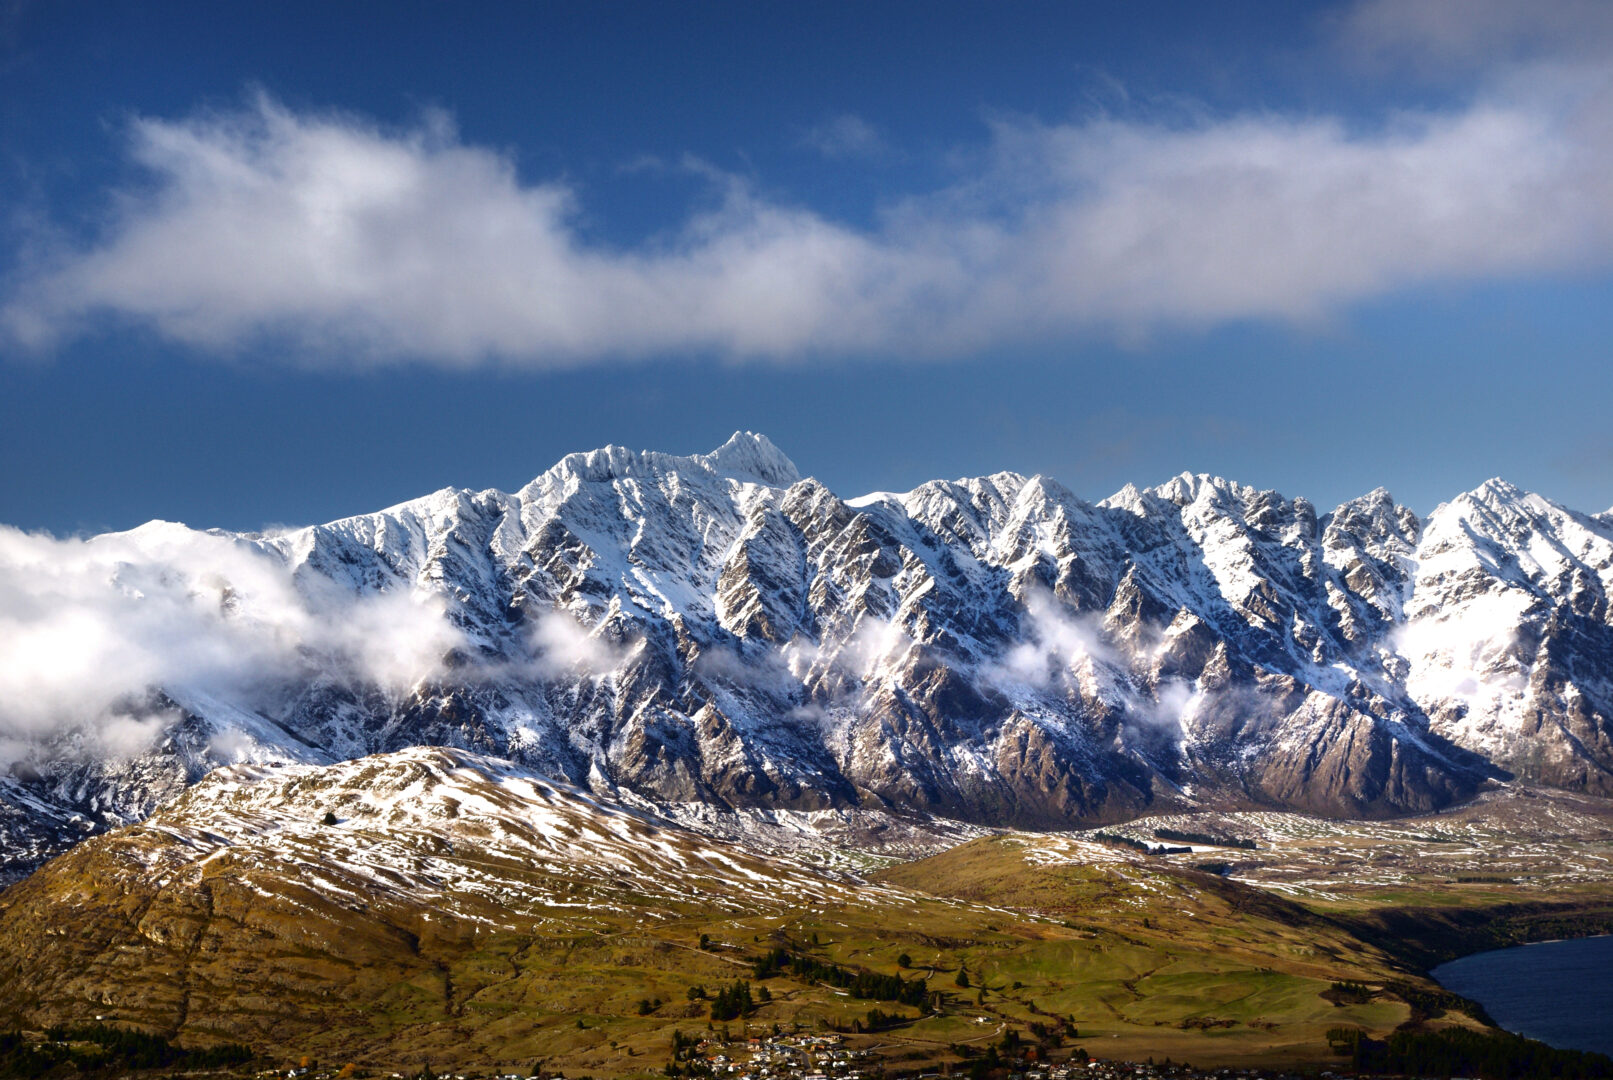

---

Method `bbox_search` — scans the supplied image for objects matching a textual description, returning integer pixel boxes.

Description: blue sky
[3,0,1613,533]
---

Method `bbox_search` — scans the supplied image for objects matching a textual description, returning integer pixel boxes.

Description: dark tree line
[1327,1025,1613,1078]
[1,1024,253,1077]
[751,947,929,1007]
[1094,832,1189,855]
[1153,828,1256,849]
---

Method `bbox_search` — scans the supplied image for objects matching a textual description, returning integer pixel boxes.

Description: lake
[1432,935,1613,1057]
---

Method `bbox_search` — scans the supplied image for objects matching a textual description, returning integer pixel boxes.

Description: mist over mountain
[3,432,1611,879]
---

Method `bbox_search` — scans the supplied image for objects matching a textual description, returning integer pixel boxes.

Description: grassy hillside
[0,750,1524,1076]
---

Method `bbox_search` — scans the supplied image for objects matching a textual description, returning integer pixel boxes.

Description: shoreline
[1332,896,1613,973]
[1429,934,1613,1059]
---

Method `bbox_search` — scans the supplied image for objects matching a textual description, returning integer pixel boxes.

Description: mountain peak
[699,431,801,487]
[526,431,800,493]
[1470,477,1525,504]
[1148,471,1246,507]
[1435,477,1552,524]
[1329,486,1399,519]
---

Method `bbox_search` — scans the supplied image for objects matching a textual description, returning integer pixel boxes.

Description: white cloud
[1,95,921,363]
[989,591,1110,688]
[0,521,465,762]
[7,52,1613,365]
[528,609,625,677]
[798,114,890,160]
[1338,0,1613,69]
[1127,678,1197,738]
[984,590,1197,738]
[827,617,917,682]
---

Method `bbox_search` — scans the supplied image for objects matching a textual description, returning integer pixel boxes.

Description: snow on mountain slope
[2,434,1610,877]
[1400,480,1613,789]
[123,746,877,927]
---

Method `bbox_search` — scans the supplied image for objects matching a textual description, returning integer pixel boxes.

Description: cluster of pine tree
[664,1030,708,1079]
[859,1008,905,1032]
[1326,981,1373,1005]
[1327,1026,1613,1078]
[0,1024,253,1077]
[708,982,755,1022]
[0,1032,69,1078]
[750,947,928,1007]
[1152,828,1256,849]
[1093,832,1189,855]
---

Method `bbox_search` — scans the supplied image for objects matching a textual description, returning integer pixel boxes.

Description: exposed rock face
[4,434,1611,874]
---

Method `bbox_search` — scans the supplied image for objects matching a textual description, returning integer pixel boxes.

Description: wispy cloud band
[5,67,1612,366]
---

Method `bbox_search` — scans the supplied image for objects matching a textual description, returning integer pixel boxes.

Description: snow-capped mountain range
[3,432,1611,878]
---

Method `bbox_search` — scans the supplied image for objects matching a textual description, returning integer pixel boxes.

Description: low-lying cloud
[990,592,1109,688]
[7,52,1613,365]
[527,608,625,678]
[0,522,465,763]
[985,591,1196,737]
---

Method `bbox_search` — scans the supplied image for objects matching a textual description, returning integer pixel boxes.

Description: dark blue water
[1432,935,1613,1057]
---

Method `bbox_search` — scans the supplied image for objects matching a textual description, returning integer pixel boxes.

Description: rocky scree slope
[3,434,1611,876]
